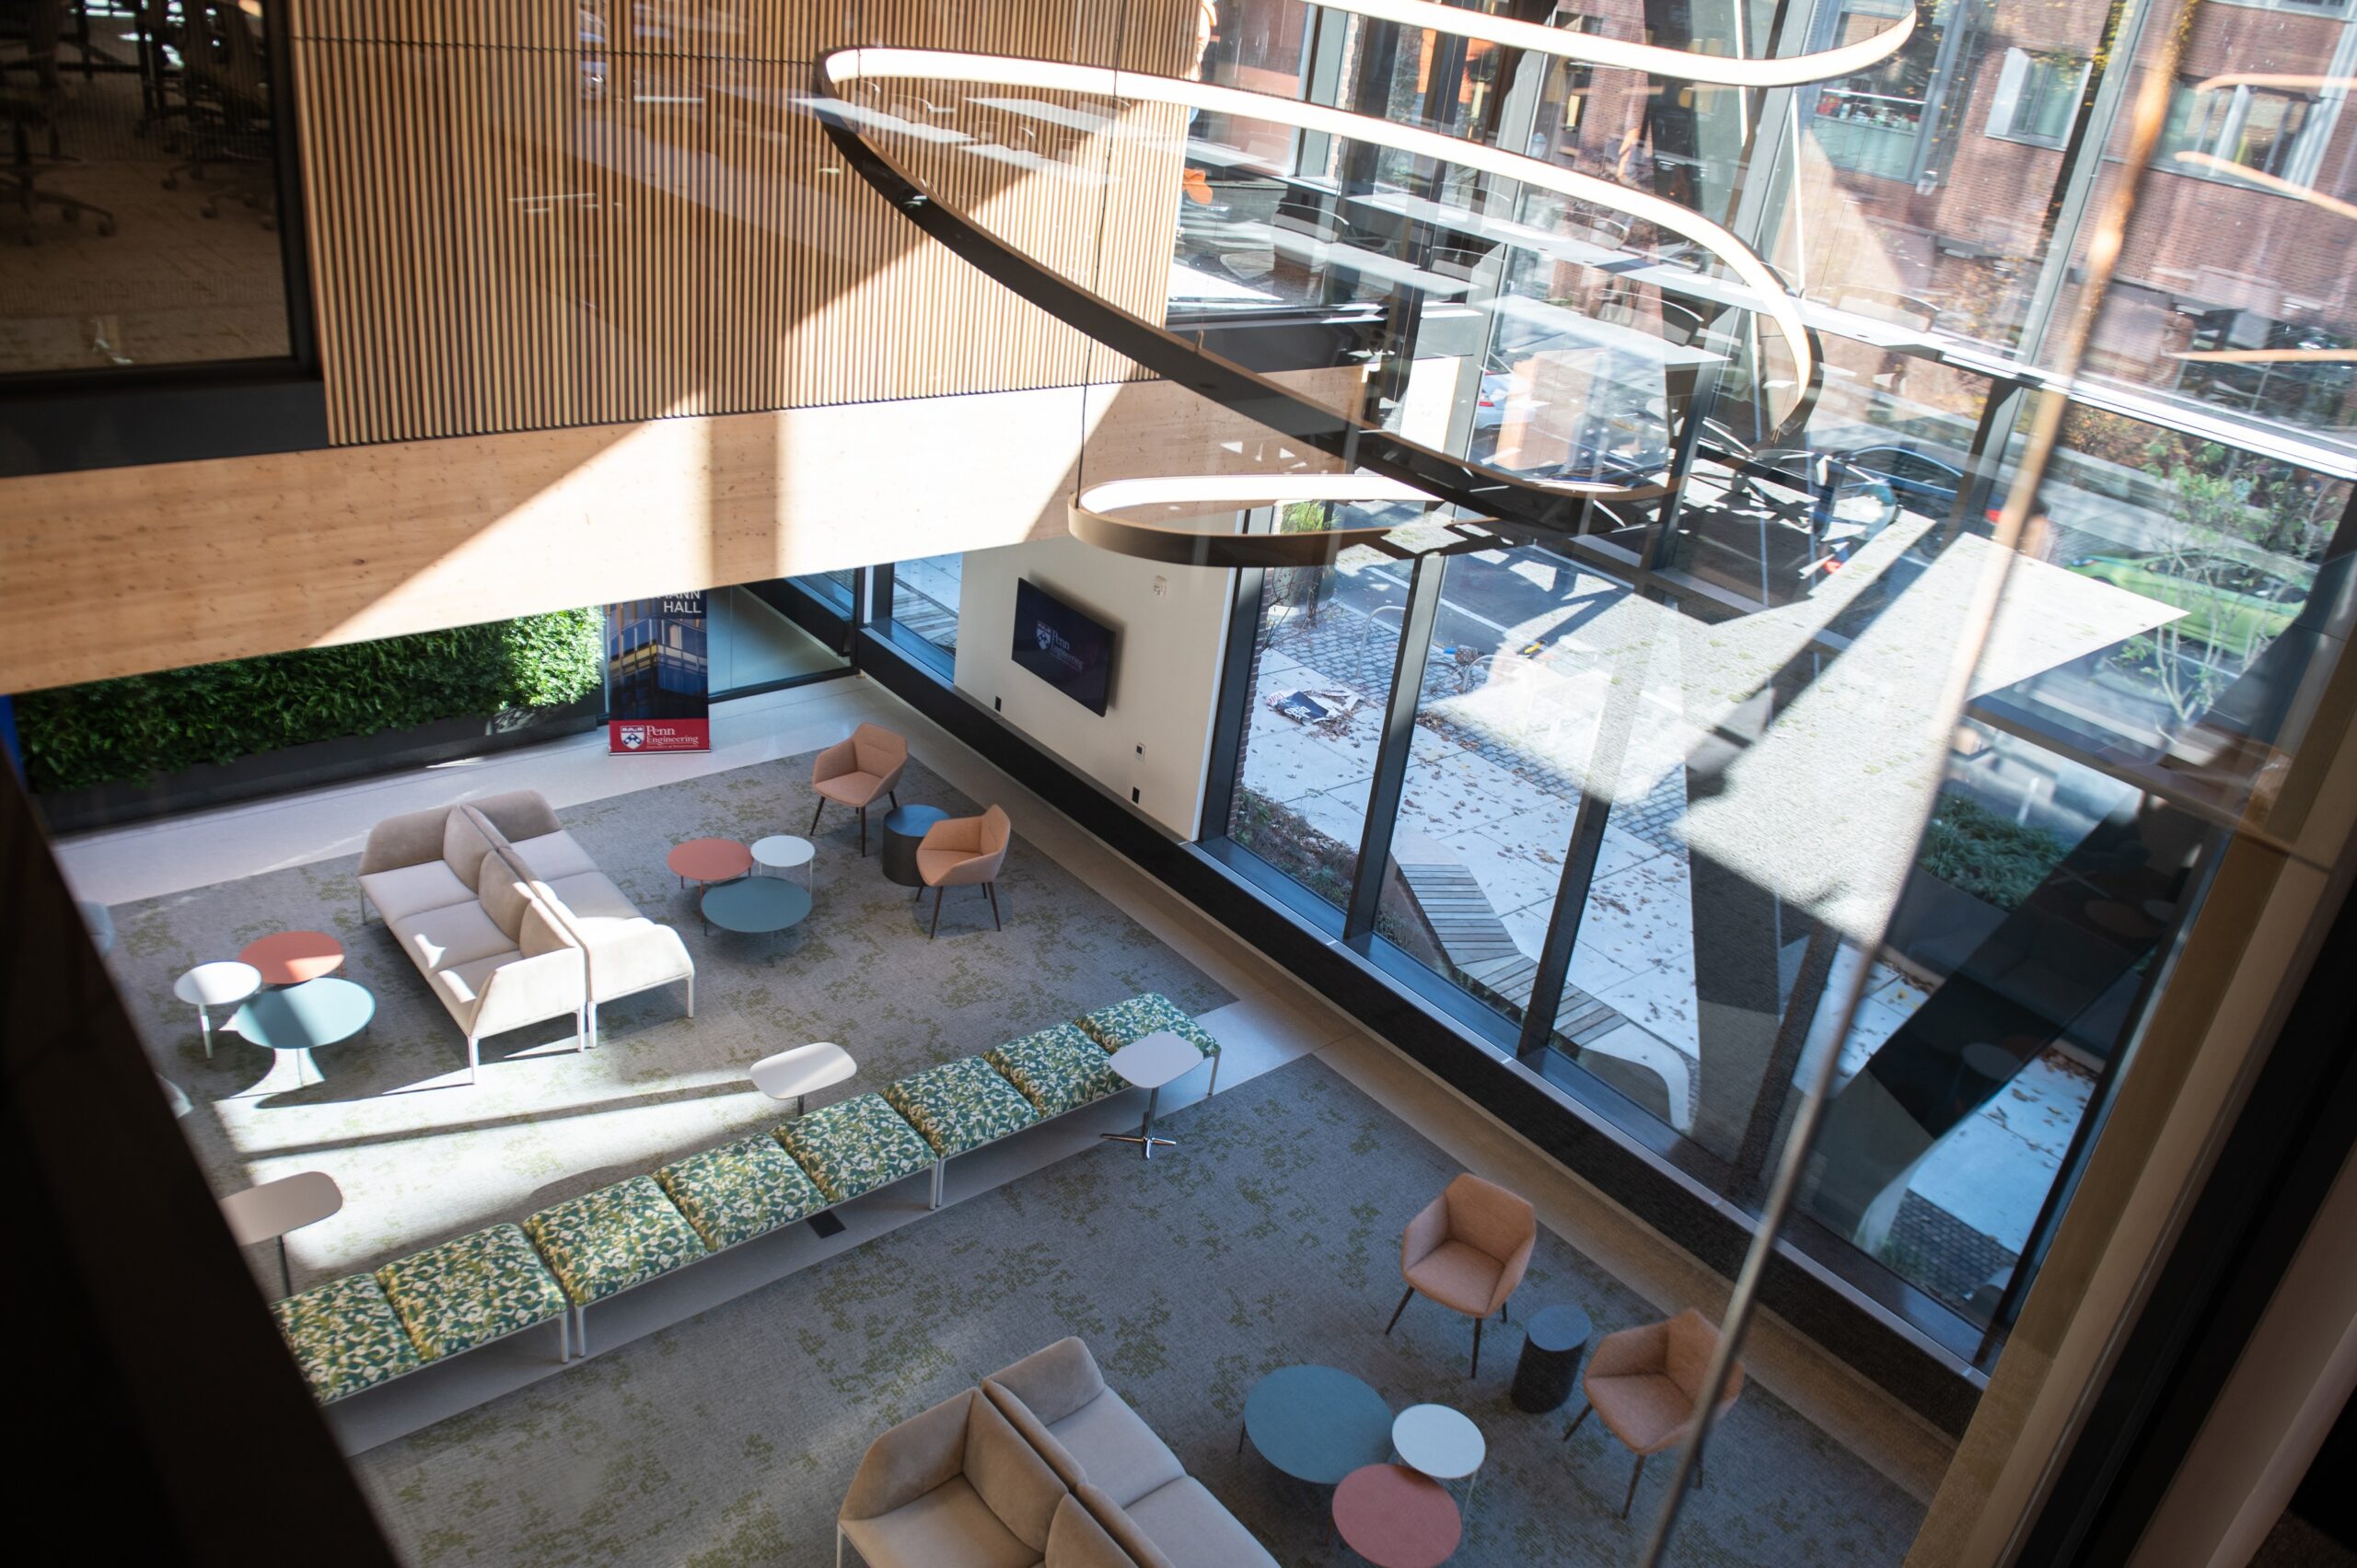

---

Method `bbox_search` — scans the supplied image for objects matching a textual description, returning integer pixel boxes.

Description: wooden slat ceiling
[287,0,1199,445]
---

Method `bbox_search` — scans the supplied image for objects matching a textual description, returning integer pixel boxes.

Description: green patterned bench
[656,1134,830,1251]
[377,1222,571,1364]
[887,1056,1042,1204]
[1075,993,1224,1094]
[525,1177,709,1354]
[273,1272,424,1404]
[986,1023,1127,1118]
[777,1091,938,1208]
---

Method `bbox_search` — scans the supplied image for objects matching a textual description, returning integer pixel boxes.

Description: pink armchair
[914,805,1010,938]
[1384,1172,1536,1376]
[1562,1307,1745,1516]
[807,723,907,855]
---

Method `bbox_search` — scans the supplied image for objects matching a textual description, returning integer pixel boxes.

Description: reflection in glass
[2062,0,2357,452]
[0,0,293,373]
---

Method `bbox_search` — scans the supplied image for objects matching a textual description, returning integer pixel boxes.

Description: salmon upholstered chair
[1384,1173,1537,1376]
[914,806,1011,938]
[1562,1307,1745,1517]
[808,724,907,855]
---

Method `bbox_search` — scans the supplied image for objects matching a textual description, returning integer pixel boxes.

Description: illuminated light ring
[1070,475,1515,567]
[813,48,1828,563]
[1312,0,1914,88]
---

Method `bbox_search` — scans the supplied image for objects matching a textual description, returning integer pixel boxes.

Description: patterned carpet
[107,752,1231,1283]
[350,1056,1923,1566]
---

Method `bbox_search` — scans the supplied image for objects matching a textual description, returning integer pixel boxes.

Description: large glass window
[0,0,296,375]
[1223,516,1408,912]
[891,553,965,656]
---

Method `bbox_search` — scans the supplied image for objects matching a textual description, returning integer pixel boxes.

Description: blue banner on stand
[607,595,709,753]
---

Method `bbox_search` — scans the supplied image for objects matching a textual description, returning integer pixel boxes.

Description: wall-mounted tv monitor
[1011,578,1116,715]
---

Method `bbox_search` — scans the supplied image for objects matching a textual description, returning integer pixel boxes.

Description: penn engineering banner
[606,594,710,753]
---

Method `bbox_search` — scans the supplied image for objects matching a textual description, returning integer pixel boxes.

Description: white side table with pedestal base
[1098,1029,1204,1161]
[175,960,262,1059]
[750,1041,857,1117]
[1392,1403,1486,1520]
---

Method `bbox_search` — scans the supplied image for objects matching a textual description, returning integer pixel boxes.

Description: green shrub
[1917,791,2071,913]
[18,610,603,794]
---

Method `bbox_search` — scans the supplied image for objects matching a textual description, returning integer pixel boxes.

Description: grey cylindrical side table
[1510,1304,1593,1413]
[879,804,947,888]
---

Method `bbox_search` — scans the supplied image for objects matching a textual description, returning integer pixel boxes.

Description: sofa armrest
[842,1389,975,1524]
[468,947,586,1040]
[470,789,562,842]
[359,804,454,876]
[985,1336,1107,1426]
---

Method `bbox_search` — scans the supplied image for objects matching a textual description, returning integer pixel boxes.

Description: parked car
[1844,444,1968,518]
[1726,442,1971,535]
[2067,551,2311,654]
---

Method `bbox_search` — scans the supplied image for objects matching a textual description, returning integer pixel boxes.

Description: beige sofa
[839,1338,1276,1568]
[358,790,693,1080]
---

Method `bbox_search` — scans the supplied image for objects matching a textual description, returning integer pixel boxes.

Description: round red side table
[239,930,345,987]
[667,837,752,888]
[1332,1462,1462,1567]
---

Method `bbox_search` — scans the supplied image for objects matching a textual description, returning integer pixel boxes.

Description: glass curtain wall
[1182,0,2357,1373]
[890,552,966,656]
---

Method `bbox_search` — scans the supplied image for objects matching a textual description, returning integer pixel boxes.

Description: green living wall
[18,610,603,795]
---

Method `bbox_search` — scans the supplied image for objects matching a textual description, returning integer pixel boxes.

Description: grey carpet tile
[110,751,1231,1282]
[354,1055,1925,1567]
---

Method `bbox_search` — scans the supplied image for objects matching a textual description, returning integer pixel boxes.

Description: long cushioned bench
[272,994,1216,1401]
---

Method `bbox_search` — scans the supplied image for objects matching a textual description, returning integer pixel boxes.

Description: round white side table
[751,834,817,888]
[1098,1030,1203,1161]
[1392,1403,1485,1516]
[175,960,262,1059]
[749,1040,857,1117]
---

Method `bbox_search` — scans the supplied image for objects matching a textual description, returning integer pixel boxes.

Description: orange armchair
[1562,1307,1744,1516]
[1384,1172,1536,1376]
[914,806,1010,938]
[807,723,907,855]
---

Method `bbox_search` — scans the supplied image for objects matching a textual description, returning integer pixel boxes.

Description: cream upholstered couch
[839,1338,1275,1568]
[358,790,693,1079]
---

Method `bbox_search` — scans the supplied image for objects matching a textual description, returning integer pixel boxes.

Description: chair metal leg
[1209,1050,1220,1097]
[468,1035,479,1086]
[986,881,1001,930]
[1563,1402,1592,1442]
[889,789,899,808]
[837,1524,848,1568]
[1621,1452,1645,1519]
[1386,1284,1416,1335]
[559,1309,570,1362]
[576,1305,588,1359]
[930,1161,944,1209]
[1501,1298,1510,1325]
[858,807,867,855]
[929,885,943,937]
[1471,1315,1483,1377]
[809,798,824,835]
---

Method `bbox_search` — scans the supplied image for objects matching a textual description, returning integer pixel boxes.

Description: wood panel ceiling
[287,0,1198,444]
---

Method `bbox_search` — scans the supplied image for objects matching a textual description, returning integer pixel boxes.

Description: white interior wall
[951,537,1234,838]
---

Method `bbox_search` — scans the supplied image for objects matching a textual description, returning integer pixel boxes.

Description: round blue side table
[228,976,375,1087]
[702,876,813,938]
[1238,1365,1393,1485]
